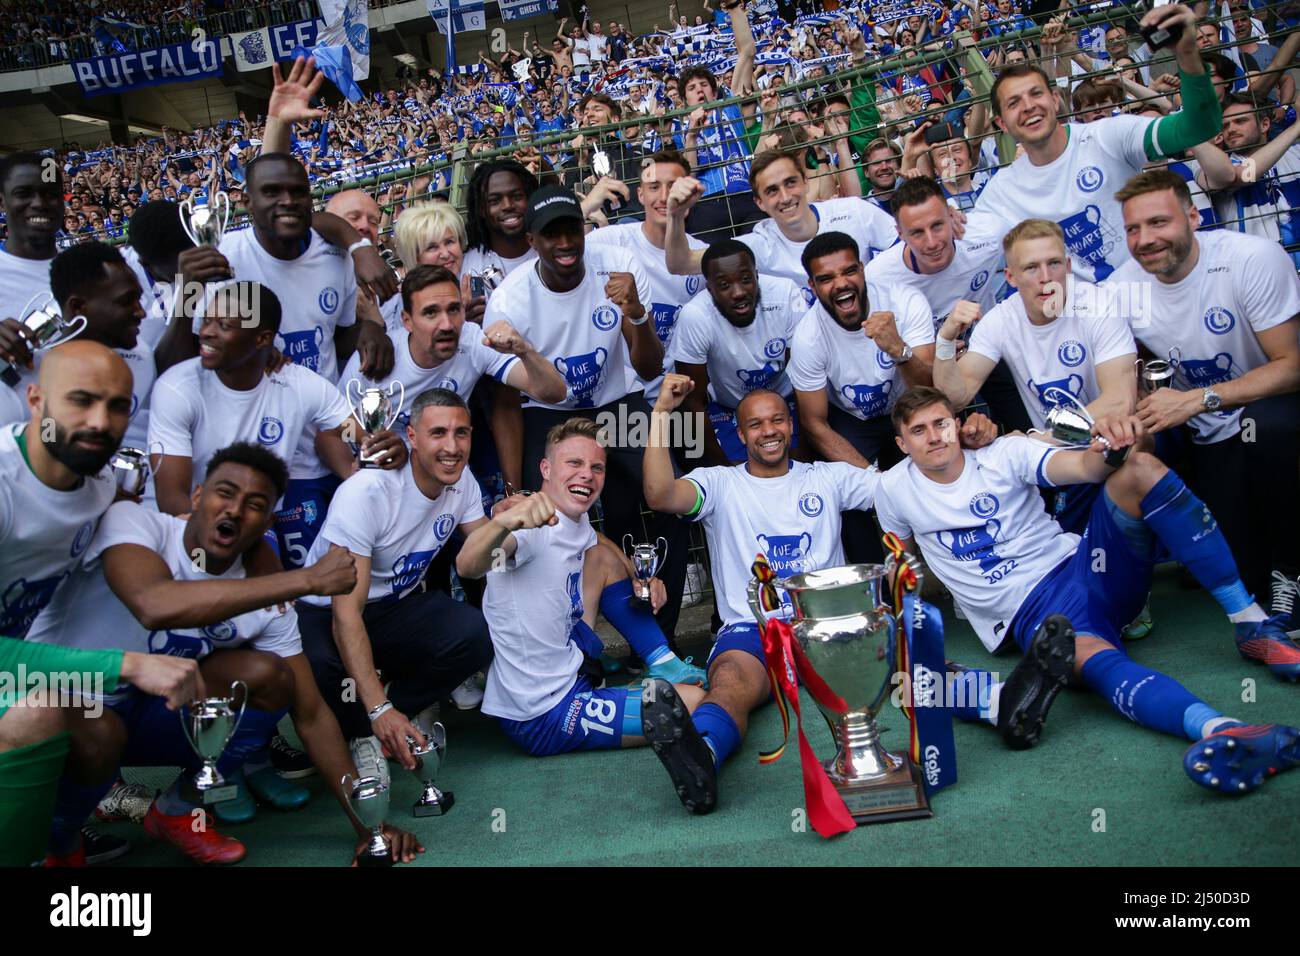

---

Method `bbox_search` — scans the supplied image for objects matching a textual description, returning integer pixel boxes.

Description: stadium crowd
[1,0,1300,868]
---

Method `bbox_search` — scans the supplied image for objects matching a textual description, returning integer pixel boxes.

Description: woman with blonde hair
[393,199,469,277]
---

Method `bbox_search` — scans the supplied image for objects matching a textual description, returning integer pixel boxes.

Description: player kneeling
[457,418,706,756]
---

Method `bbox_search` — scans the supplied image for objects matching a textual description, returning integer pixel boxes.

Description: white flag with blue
[294,0,371,102]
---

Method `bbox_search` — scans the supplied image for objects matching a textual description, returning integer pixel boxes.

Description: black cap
[525,186,584,233]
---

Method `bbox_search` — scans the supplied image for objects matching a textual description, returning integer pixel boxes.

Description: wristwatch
[1201,388,1222,412]
[894,344,914,364]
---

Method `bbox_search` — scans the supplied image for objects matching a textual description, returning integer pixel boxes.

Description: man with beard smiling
[789,231,936,562]
[29,443,424,866]
[668,239,806,465]
[296,389,495,786]
[974,4,1222,283]
[1109,169,1300,645]
[150,281,406,522]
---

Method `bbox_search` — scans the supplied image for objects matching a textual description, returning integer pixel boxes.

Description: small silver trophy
[111,447,151,497]
[0,294,88,386]
[178,680,247,805]
[1135,347,1181,392]
[346,379,405,468]
[1039,387,1130,469]
[179,191,232,247]
[343,773,394,867]
[622,534,667,609]
[407,721,455,817]
[591,148,612,178]
[468,265,505,301]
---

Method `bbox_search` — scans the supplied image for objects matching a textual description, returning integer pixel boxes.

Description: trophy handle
[1043,385,1092,423]
[50,314,88,350]
[213,191,232,236]
[622,533,634,558]
[746,577,766,627]
[346,378,367,432]
[223,680,249,754]
[384,380,406,431]
[178,700,203,762]
[1168,346,1181,368]
[178,198,199,247]
[652,536,668,578]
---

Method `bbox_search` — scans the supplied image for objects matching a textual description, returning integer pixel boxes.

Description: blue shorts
[1010,487,1156,651]
[106,693,200,771]
[497,677,642,756]
[1044,482,1102,536]
[708,397,799,463]
[707,622,764,667]
[274,474,342,568]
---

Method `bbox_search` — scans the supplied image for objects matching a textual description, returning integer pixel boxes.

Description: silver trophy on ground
[407,720,455,817]
[747,562,931,825]
[343,773,394,867]
[1040,387,1130,469]
[0,294,88,386]
[1135,347,1181,392]
[346,379,405,468]
[179,191,232,247]
[623,534,667,609]
[178,680,247,805]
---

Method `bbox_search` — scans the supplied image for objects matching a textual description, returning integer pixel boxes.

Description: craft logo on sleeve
[49,886,152,937]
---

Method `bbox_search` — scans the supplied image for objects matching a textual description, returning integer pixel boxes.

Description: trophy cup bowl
[111,447,152,497]
[1135,348,1181,393]
[344,773,394,866]
[768,563,932,824]
[347,379,405,468]
[179,191,232,247]
[178,680,247,805]
[622,534,667,607]
[408,721,455,817]
[1042,387,1129,468]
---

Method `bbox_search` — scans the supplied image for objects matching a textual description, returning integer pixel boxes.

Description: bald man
[326,189,382,247]
[0,341,139,863]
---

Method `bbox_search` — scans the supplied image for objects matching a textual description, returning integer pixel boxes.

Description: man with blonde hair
[458,417,706,756]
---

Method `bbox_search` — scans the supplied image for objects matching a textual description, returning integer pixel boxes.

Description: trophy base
[355,851,395,867]
[356,459,383,470]
[191,783,238,806]
[830,758,932,826]
[413,789,455,817]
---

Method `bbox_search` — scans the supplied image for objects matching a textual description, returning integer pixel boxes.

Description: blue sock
[1140,471,1253,615]
[599,580,672,665]
[946,667,998,725]
[691,702,741,768]
[154,776,196,816]
[1180,701,1243,741]
[215,706,288,777]
[49,777,116,855]
[1080,649,1205,740]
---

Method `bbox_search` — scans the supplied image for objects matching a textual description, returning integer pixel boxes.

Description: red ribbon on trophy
[752,553,856,838]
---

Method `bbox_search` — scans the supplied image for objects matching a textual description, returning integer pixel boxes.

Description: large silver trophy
[0,294,88,386]
[343,773,394,867]
[623,534,667,609]
[179,191,232,247]
[748,562,931,824]
[178,680,247,805]
[346,379,405,468]
[407,720,455,817]
[1135,348,1181,392]
[1040,387,1130,468]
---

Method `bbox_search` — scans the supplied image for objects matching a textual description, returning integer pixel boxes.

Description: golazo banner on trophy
[498,0,559,23]
[73,40,223,96]
[231,19,322,72]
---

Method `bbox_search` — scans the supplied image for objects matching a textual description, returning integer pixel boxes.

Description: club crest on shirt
[685,275,703,295]
[319,287,340,315]
[1203,306,1235,335]
[437,377,460,394]
[71,520,94,558]
[592,304,619,331]
[763,337,786,359]
[1075,166,1104,193]
[969,492,999,520]
[204,620,238,642]
[1057,340,1086,368]
[970,270,990,292]
[798,493,824,518]
[258,416,285,445]
[433,514,456,541]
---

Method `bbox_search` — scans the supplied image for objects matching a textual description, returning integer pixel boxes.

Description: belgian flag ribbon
[752,553,856,838]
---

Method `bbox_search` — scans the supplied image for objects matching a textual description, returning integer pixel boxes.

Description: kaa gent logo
[969,492,999,519]
[592,305,619,331]
[319,287,340,315]
[50,886,152,936]
[798,492,824,518]
[1076,166,1104,193]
